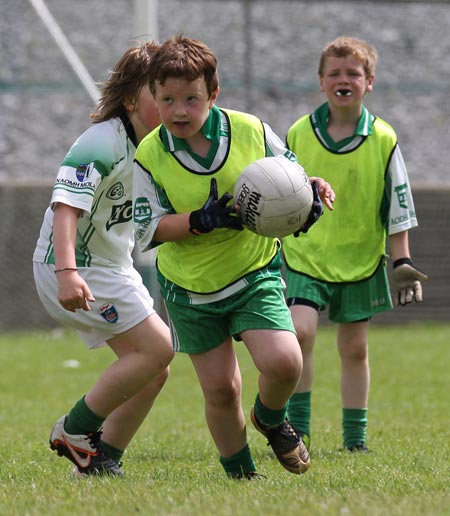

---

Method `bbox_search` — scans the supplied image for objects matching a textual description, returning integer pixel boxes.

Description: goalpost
[134,0,159,42]
[28,0,159,105]
[27,0,164,318]
[28,0,100,104]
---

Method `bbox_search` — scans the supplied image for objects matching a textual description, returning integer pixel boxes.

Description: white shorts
[33,262,156,349]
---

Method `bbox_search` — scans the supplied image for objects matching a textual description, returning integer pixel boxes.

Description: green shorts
[285,259,393,323]
[165,276,295,354]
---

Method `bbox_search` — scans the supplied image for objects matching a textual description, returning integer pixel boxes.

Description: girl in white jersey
[33,42,174,476]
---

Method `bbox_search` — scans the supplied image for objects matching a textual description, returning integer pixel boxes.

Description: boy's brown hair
[318,36,378,79]
[91,41,159,123]
[148,34,219,98]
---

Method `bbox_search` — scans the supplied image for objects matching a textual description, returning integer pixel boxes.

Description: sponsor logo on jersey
[55,178,96,189]
[106,200,132,231]
[106,182,125,200]
[76,162,94,182]
[134,197,152,222]
[98,303,119,323]
[135,220,151,241]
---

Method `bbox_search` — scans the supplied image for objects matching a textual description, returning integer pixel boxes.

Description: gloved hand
[189,178,244,235]
[293,181,323,237]
[393,258,429,306]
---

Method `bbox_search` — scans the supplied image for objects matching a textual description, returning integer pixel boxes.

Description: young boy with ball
[133,34,333,479]
[283,35,428,452]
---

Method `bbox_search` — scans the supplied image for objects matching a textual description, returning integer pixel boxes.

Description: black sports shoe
[250,408,310,474]
[49,416,123,476]
[229,470,267,480]
[72,461,124,478]
[347,443,369,453]
[298,432,311,451]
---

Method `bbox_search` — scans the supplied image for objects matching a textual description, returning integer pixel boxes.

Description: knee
[143,344,174,373]
[205,381,241,410]
[154,366,170,389]
[340,337,368,362]
[295,323,316,354]
[145,366,170,395]
[157,345,175,368]
[281,355,302,385]
[265,349,302,385]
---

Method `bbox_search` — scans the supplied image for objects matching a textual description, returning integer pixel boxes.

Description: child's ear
[123,96,136,113]
[366,75,375,93]
[319,76,325,92]
[209,86,220,107]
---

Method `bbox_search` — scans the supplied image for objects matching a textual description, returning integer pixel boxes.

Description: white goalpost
[28,0,159,105]
[28,0,100,104]
[134,0,159,42]
[27,0,163,316]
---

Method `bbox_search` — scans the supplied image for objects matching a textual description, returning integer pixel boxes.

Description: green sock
[220,444,256,478]
[288,391,311,438]
[100,440,124,465]
[253,393,287,428]
[64,396,105,435]
[342,408,368,449]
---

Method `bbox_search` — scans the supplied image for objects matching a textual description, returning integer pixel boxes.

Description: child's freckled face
[320,55,373,108]
[154,77,217,140]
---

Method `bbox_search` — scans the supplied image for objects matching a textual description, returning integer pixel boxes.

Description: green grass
[0,324,449,515]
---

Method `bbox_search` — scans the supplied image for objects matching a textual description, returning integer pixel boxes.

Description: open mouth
[336,89,352,97]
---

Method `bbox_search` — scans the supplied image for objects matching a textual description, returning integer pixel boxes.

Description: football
[233,156,313,237]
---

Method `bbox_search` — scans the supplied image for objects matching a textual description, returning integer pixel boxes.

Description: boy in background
[284,35,428,452]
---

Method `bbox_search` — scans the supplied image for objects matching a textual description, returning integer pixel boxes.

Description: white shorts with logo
[33,262,156,349]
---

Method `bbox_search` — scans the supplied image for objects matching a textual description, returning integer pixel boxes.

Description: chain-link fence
[1,0,449,330]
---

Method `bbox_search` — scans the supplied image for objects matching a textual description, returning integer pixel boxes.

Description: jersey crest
[98,302,119,323]
[106,182,125,200]
[76,162,94,182]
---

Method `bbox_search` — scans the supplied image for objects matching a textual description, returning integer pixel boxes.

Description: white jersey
[386,145,417,235]
[33,116,137,270]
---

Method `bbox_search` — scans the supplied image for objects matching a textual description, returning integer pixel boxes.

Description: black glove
[189,178,244,235]
[393,258,429,306]
[293,181,323,237]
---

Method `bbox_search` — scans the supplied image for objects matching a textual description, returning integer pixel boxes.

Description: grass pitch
[0,323,449,515]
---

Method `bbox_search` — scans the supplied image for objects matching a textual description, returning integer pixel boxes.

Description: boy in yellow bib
[133,34,334,478]
[284,36,428,452]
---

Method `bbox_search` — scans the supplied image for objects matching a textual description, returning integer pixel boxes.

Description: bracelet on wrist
[54,267,78,274]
